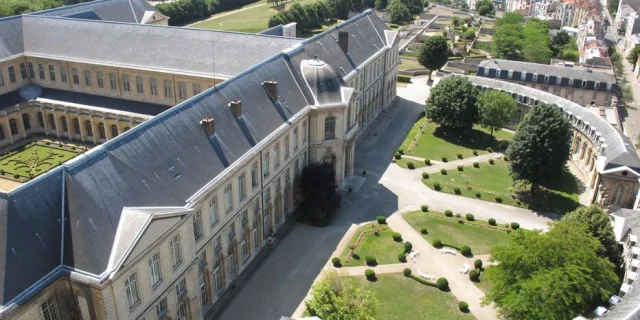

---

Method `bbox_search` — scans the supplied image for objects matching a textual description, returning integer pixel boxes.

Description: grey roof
[465,76,640,172]
[38,88,170,116]
[21,15,303,78]
[0,16,24,60]
[259,24,284,36]
[62,10,102,21]
[31,0,155,24]
[477,59,617,92]
[300,58,348,105]
[0,90,24,110]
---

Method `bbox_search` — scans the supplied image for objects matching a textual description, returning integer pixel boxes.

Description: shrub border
[344,225,390,263]
[423,212,511,233]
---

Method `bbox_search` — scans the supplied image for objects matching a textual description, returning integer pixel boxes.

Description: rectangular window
[285,135,290,160]
[228,222,236,241]
[302,121,307,142]
[239,173,246,201]
[155,297,168,319]
[193,210,203,241]
[164,80,172,98]
[264,152,270,178]
[122,75,130,92]
[150,78,158,96]
[20,63,27,79]
[72,68,79,85]
[224,184,233,213]
[209,197,218,227]
[199,271,209,307]
[532,73,538,81]
[595,81,600,90]
[544,75,549,83]
[193,83,201,95]
[40,297,60,320]
[582,80,587,88]
[38,64,45,80]
[179,82,187,99]
[241,228,248,258]
[136,76,144,94]
[28,63,35,79]
[274,143,280,169]
[8,66,16,83]
[148,252,163,288]
[251,162,259,188]
[169,235,182,269]
[214,235,222,254]
[175,278,187,298]
[84,70,91,87]
[101,73,113,90]
[97,72,104,88]
[124,273,140,309]
[214,266,223,293]
[520,71,526,81]
[293,128,299,151]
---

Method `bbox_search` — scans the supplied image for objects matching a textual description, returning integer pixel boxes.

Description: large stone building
[0,2,399,320]
[467,76,640,210]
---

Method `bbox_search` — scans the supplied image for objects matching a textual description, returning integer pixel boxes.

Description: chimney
[201,117,215,136]
[338,31,349,53]
[229,100,242,117]
[263,81,278,99]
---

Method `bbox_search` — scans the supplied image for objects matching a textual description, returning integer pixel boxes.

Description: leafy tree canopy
[522,19,552,63]
[627,46,640,66]
[375,0,388,9]
[387,0,413,24]
[492,23,524,60]
[477,89,518,136]
[475,0,494,16]
[425,76,479,132]
[506,104,571,193]
[484,222,619,320]
[327,0,353,19]
[306,270,379,320]
[496,12,524,26]
[417,35,449,81]
[300,162,342,224]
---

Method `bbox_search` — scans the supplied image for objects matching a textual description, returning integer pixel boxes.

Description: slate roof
[38,88,171,116]
[0,9,395,308]
[466,76,640,172]
[0,16,24,60]
[31,0,155,24]
[477,59,617,92]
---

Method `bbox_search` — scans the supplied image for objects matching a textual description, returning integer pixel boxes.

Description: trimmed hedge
[432,239,442,247]
[441,156,448,162]
[495,196,502,203]
[422,172,430,179]
[407,161,415,169]
[365,256,377,265]
[420,226,428,234]
[475,192,481,198]
[511,222,520,230]
[398,252,407,262]
[474,259,483,269]
[465,213,474,221]
[398,149,404,155]
[457,165,463,171]
[424,159,431,165]
[365,268,376,279]
[454,187,461,194]
[459,301,469,312]
[488,218,497,226]
[394,153,402,160]
[503,155,509,161]
[487,147,493,152]
[473,150,478,156]
[392,232,402,241]
[436,278,449,290]
[440,168,447,175]
[332,257,340,266]
[469,269,479,281]
[461,245,472,256]
[444,210,453,217]
[403,268,412,276]
[473,162,480,168]
[408,274,439,288]
[404,241,413,253]
[489,159,495,165]
[433,182,441,191]
[457,153,463,159]
[376,216,386,224]
[397,74,411,83]
[421,205,429,212]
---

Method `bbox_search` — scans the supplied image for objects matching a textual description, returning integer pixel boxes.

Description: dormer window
[582,80,587,88]
[521,72,527,81]
[557,76,562,85]
[532,73,538,81]
[496,68,501,77]
[595,81,600,90]
[484,67,489,76]
[544,75,549,83]
[607,82,613,91]
[508,70,513,78]
[568,78,574,86]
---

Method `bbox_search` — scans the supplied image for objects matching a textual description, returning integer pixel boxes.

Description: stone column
[65,114,72,140]
[77,115,86,143]
[4,117,13,145]
[90,118,98,144]
[18,113,26,139]
[53,111,61,138]
[42,109,50,136]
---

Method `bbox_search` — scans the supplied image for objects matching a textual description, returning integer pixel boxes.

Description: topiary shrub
[495,196,502,203]
[398,252,407,262]
[398,149,404,155]
[488,218,496,226]
[489,159,494,165]
[422,172,429,179]
[424,159,431,165]
[420,226,428,234]
[473,162,480,168]
[403,268,412,276]
[392,232,402,241]
[394,153,402,160]
[459,301,469,312]
[474,259,483,270]
[456,213,461,218]
[332,257,341,267]
[465,213,474,221]
[365,256,377,266]
[454,187,461,194]
[376,216,386,224]
[457,153,463,159]
[436,278,449,290]
[407,162,415,169]
[503,155,509,161]
[473,150,478,156]
[433,182,441,191]
[365,268,376,280]
[461,245,472,256]
[469,269,479,281]
[440,168,447,175]
[404,241,413,253]
[13,174,19,179]
[444,210,453,217]
[457,165,463,171]
[432,239,442,248]
[511,222,520,230]
[487,147,493,153]
[441,156,448,162]
[475,192,481,198]
[421,205,429,212]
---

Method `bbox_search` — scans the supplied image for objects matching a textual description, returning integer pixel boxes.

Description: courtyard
[0,140,82,183]
[339,224,406,267]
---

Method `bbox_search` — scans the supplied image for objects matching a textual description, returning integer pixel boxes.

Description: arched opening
[61,117,68,133]
[48,114,56,130]
[612,186,625,205]
[110,125,118,138]
[73,118,80,135]
[98,123,106,139]
[37,112,44,128]
[580,142,587,160]
[21,114,30,131]
[9,119,18,135]
[84,120,93,137]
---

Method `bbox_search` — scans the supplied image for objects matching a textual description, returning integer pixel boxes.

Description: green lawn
[399,58,424,71]
[394,157,426,169]
[399,118,514,161]
[424,159,581,214]
[0,142,80,179]
[403,211,511,254]
[353,273,476,320]
[472,267,493,293]
[191,0,323,33]
[340,225,406,266]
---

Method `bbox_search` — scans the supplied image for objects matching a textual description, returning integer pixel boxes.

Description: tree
[417,36,448,81]
[300,162,342,224]
[375,0,388,9]
[551,31,571,56]
[352,0,366,12]
[506,104,571,193]
[425,76,479,132]
[365,0,376,7]
[403,0,424,15]
[387,0,413,24]
[304,3,321,27]
[475,0,494,16]
[562,206,622,269]
[522,19,552,63]
[477,90,518,136]
[484,222,618,320]
[289,3,312,32]
[462,26,476,40]
[559,48,579,62]
[326,0,352,19]
[306,270,379,320]
[627,46,640,68]
[496,12,524,26]
[492,23,524,60]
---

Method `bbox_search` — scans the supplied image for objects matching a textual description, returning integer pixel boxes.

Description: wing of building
[0,1,400,320]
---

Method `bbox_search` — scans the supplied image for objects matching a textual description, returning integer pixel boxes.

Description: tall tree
[375,0,388,9]
[551,31,571,56]
[326,0,352,19]
[300,162,342,224]
[306,270,379,320]
[475,0,494,16]
[506,104,571,193]
[477,90,518,136]
[496,12,524,26]
[484,222,619,320]
[417,35,448,81]
[627,46,640,68]
[492,23,524,60]
[387,0,412,24]
[562,206,622,269]
[425,76,479,132]
[352,0,366,12]
[522,19,552,63]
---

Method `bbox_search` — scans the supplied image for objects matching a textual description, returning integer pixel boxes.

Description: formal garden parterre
[339,222,407,267]
[0,140,82,182]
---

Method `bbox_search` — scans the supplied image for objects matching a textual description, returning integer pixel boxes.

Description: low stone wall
[446,61,479,73]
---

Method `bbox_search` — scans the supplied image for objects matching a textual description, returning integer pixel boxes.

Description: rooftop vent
[338,31,349,53]
[229,100,242,117]
[201,117,215,136]
[263,81,278,99]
